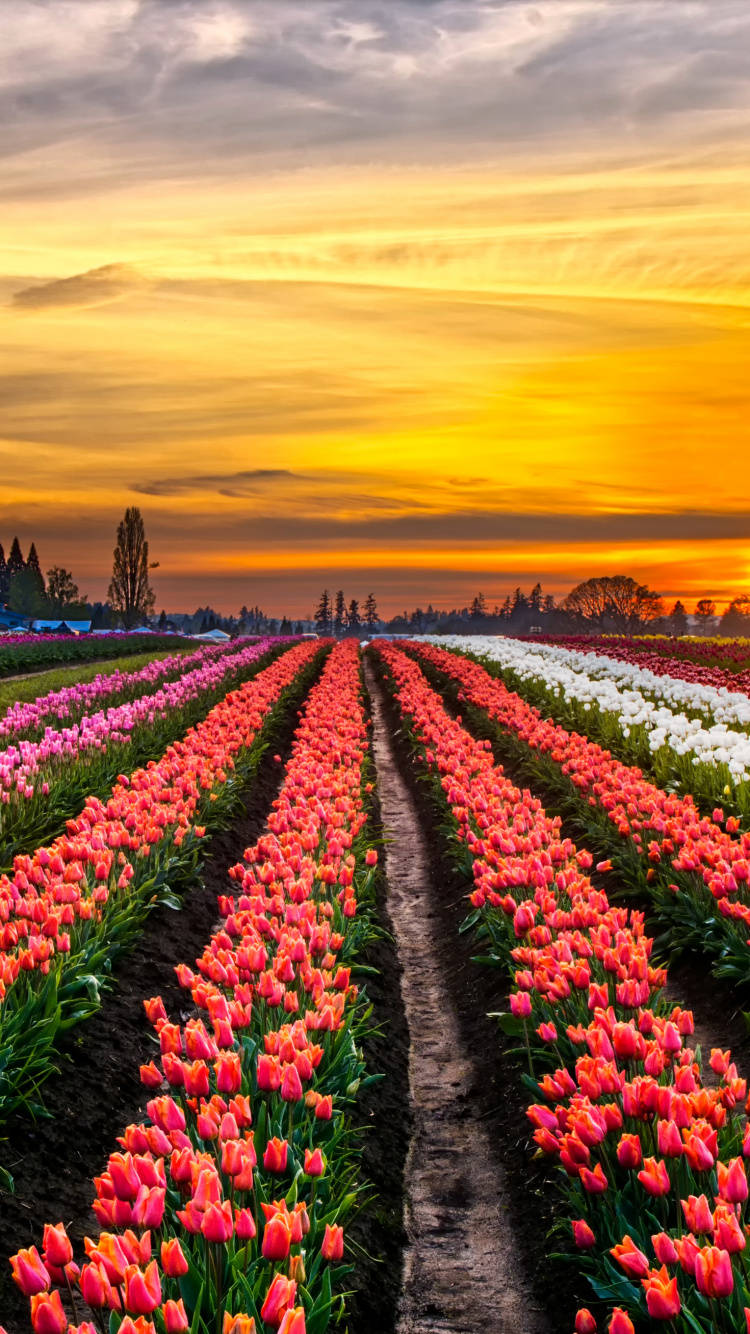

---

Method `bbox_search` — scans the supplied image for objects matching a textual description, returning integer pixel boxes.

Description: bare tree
[562,575,663,634]
[108,507,158,628]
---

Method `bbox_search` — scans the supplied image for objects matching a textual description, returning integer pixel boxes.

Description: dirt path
[365,662,548,1334]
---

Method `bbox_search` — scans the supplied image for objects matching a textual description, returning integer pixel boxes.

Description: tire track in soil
[365,661,549,1334]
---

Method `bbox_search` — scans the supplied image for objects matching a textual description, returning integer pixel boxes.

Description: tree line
[314,591,380,636]
[384,577,750,637]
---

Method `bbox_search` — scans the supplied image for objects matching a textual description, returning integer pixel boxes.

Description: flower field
[0,636,196,682]
[0,638,295,869]
[5,633,750,1334]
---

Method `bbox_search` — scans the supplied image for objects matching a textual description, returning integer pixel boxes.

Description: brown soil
[365,660,551,1334]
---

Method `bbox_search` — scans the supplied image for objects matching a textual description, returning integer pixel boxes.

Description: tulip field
[6,634,750,1334]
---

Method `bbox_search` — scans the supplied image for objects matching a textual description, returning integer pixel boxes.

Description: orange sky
[1,2,749,616]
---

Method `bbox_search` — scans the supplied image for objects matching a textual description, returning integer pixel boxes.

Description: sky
[1,0,749,617]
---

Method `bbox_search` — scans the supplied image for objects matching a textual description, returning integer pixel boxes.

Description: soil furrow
[365,661,549,1334]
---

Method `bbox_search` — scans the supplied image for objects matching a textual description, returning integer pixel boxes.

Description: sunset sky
[1,0,749,616]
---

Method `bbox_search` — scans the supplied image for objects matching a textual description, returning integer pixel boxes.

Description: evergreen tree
[208,613,216,630]
[199,615,209,633]
[8,568,46,617]
[469,593,486,620]
[334,590,346,636]
[158,609,167,630]
[294,621,303,635]
[499,595,512,620]
[410,607,425,633]
[108,508,158,628]
[0,541,7,603]
[543,594,556,614]
[529,582,543,612]
[26,543,44,588]
[347,599,361,633]
[7,537,25,580]
[669,600,688,636]
[315,590,332,635]
[280,616,292,634]
[363,592,379,628]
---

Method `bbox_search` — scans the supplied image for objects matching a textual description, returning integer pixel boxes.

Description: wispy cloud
[11,263,143,310]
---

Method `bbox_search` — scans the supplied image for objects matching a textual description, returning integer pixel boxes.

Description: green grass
[0,647,196,713]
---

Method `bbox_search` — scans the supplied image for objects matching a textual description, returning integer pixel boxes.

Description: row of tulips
[9,639,381,1334]
[0,640,244,744]
[429,636,750,804]
[0,639,293,870]
[0,636,192,681]
[0,640,324,1126]
[374,640,750,1334]
[408,640,750,986]
[525,637,750,695]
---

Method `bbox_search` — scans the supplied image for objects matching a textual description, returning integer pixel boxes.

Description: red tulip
[260,1273,296,1325]
[610,1236,649,1279]
[42,1223,72,1268]
[571,1219,595,1249]
[277,1309,306,1334]
[574,1313,597,1334]
[304,1147,325,1176]
[637,1157,670,1196]
[321,1223,344,1262]
[642,1266,680,1320]
[124,1260,161,1314]
[161,1238,188,1278]
[29,1291,66,1334]
[201,1200,233,1244]
[607,1311,634,1334]
[651,1232,679,1265]
[162,1299,189,1333]
[696,1245,733,1299]
[263,1136,288,1173]
[10,1246,50,1296]
[262,1214,292,1260]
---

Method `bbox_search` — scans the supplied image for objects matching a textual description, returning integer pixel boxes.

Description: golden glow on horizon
[2,156,750,611]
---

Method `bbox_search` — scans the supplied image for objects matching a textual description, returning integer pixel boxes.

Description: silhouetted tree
[669,600,688,636]
[7,537,25,581]
[26,543,44,592]
[0,541,7,602]
[334,590,346,636]
[469,593,486,620]
[562,575,663,633]
[363,593,379,629]
[315,590,332,635]
[720,596,750,637]
[8,569,46,617]
[347,599,361,633]
[280,616,292,634]
[158,609,168,630]
[108,508,158,628]
[45,567,86,614]
[694,598,717,635]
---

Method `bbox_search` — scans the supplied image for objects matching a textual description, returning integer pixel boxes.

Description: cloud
[11,263,143,310]
[2,1,750,199]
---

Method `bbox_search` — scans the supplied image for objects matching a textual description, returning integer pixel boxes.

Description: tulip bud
[29,1291,67,1334]
[321,1223,344,1262]
[162,1299,189,1333]
[575,1312,597,1334]
[161,1238,189,1278]
[42,1223,72,1269]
